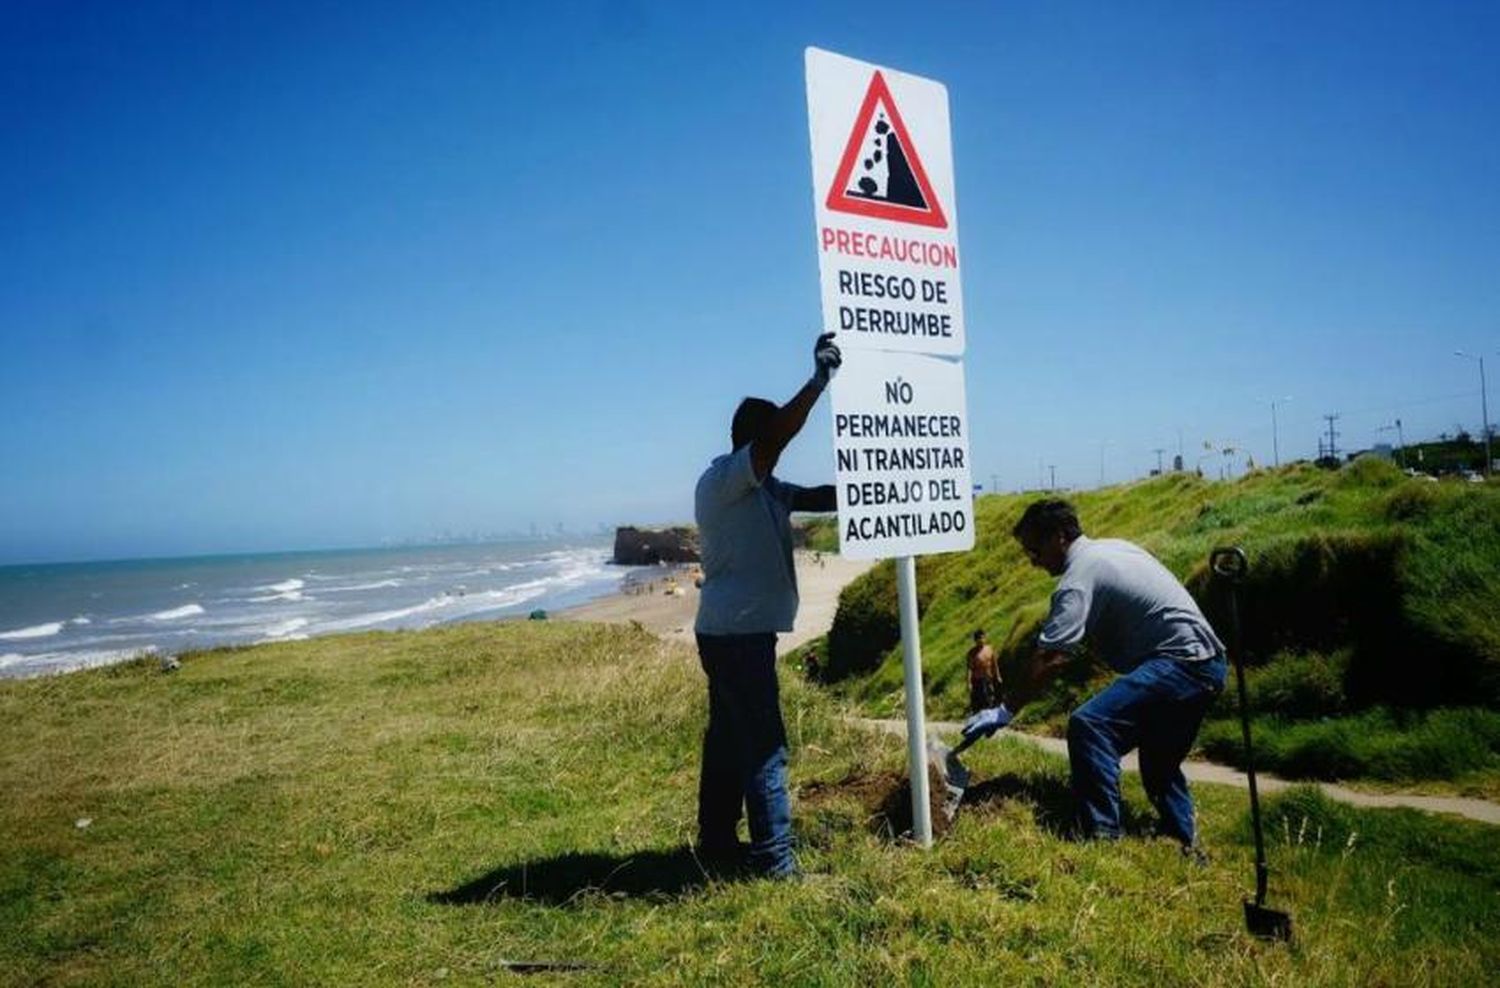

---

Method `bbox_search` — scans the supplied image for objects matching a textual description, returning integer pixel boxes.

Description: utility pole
[1455,351,1491,477]
[1320,413,1341,463]
[1152,448,1166,475]
[1049,464,1057,491]
[1268,396,1292,467]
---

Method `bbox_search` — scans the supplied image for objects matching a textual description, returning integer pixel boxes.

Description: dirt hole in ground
[800,764,954,842]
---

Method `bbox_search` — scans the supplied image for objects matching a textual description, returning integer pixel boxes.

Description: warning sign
[830,349,974,560]
[806,47,964,357]
[825,70,948,228]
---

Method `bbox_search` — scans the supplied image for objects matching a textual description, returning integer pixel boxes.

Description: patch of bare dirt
[800,765,954,841]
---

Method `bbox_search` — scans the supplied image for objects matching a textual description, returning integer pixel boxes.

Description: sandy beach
[558,551,876,654]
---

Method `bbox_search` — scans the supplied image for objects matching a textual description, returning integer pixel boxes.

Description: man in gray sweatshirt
[965,499,1226,851]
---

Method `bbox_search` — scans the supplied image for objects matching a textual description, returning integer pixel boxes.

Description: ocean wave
[0,646,157,678]
[147,604,205,622]
[0,621,64,641]
[313,595,453,634]
[4,542,621,677]
[258,617,310,640]
[256,579,305,594]
[248,590,305,603]
[319,579,402,593]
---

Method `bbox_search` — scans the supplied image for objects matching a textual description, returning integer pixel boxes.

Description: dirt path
[852,717,1500,826]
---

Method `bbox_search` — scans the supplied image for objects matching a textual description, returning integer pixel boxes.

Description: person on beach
[966,629,1001,713]
[693,331,841,879]
[962,499,1226,855]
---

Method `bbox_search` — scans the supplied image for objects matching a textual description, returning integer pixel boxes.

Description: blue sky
[3,1,1497,564]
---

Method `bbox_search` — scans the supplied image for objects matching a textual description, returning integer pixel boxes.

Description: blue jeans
[1067,654,1226,846]
[695,633,795,877]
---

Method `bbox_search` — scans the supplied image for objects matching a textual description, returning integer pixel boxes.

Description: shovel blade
[926,739,969,823]
[1244,900,1293,942]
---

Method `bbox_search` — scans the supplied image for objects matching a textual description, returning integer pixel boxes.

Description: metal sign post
[895,555,932,846]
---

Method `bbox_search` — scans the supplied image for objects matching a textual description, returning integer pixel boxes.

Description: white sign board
[831,349,974,560]
[808,47,973,560]
[806,47,964,357]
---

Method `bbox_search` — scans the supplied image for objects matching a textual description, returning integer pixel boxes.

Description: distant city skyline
[3,1,1497,565]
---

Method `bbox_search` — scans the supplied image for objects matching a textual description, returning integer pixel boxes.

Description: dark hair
[731,397,777,450]
[973,629,986,642]
[1012,498,1083,543]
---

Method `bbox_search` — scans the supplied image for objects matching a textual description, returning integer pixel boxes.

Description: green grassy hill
[4,621,1499,984]
[820,462,1500,791]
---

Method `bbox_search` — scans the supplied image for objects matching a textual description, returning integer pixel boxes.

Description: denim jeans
[1067,653,1226,846]
[695,633,795,877]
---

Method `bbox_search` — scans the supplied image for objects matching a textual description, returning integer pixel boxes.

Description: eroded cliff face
[611,526,701,565]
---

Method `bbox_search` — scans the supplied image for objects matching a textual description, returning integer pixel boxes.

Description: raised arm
[750,333,841,481]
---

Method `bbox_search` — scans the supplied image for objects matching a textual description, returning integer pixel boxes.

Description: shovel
[1211,546,1293,943]
[926,736,971,823]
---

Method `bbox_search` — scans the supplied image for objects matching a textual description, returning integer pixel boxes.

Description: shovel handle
[1210,545,1271,907]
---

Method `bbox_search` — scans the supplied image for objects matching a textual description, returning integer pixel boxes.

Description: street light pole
[1268,396,1292,468]
[1455,352,1491,477]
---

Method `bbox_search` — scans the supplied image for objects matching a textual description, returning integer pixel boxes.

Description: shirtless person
[966,629,1001,713]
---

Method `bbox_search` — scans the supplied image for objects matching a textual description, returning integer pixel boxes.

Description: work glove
[961,704,1014,742]
[812,332,842,387]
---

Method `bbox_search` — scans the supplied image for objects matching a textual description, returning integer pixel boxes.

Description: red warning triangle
[825,71,948,229]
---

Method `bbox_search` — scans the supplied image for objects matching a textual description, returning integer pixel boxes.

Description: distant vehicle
[1404,468,1438,483]
[1458,469,1484,483]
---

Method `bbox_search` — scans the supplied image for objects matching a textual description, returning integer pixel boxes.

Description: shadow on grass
[428,847,743,907]
[963,772,1156,839]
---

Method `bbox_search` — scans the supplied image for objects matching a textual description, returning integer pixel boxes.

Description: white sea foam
[320,579,402,593]
[0,621,64,641]
[258,618,310,640]
[313,595,452,634]
[0,646,157,678]
[147,604,205,622]
[249,590,305,603]
[70,616,92,626]
[257,579,305,594]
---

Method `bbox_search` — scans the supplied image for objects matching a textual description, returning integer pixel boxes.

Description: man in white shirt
[692,332,840,878]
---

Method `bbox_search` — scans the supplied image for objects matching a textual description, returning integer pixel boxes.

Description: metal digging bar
[1210,546,1293,943]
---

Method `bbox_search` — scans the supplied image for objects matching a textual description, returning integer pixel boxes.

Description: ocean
[0,538,640,679]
